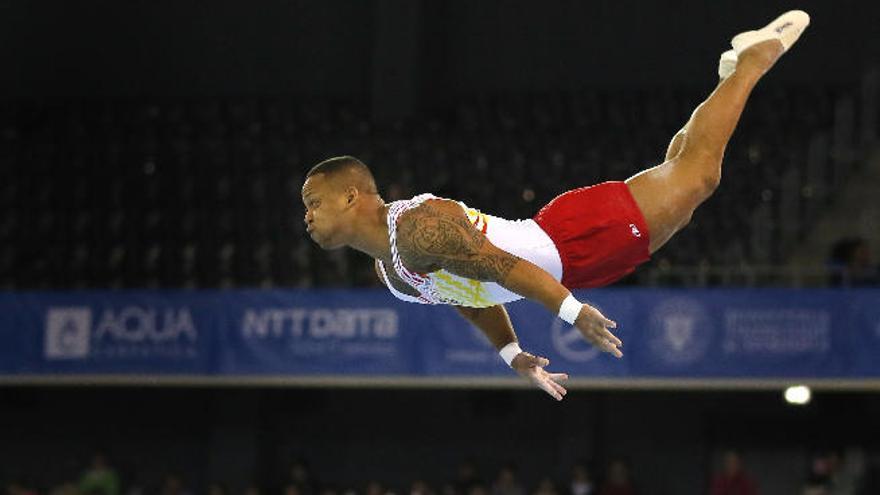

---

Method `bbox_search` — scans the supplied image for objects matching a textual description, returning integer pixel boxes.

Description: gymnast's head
[302,156,382,249]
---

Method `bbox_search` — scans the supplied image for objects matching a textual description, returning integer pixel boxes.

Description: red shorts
[533,181,651,288]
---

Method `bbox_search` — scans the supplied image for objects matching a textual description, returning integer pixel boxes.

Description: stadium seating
[0,85,857,289]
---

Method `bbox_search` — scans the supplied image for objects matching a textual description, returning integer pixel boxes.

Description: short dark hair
[306,155,368,179]
[306,156,378,194]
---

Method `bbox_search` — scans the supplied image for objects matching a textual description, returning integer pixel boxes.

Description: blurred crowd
[5,455,631,495]
[5,449,875,495]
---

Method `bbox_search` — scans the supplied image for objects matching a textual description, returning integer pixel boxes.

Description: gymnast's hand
[510,351,569,401]
[574,304,623,358]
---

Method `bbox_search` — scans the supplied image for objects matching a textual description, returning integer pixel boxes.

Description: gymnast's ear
[344,185,359,207]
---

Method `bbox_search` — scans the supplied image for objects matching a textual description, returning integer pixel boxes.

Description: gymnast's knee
[677,209,696,230]
[700,166,722,198]
[674,152,722,200]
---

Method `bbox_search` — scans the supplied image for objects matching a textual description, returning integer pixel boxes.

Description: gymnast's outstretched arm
[454,304,518,350]
[455,304,569,401]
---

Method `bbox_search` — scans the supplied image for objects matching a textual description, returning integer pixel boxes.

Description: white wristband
[558,294,584,325]
[499,342,522,367]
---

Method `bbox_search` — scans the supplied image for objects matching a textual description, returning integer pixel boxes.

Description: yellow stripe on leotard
[431,271,493,308]
[464,207,489,234]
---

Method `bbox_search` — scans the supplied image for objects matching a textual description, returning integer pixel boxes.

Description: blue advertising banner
[0,289,878,381]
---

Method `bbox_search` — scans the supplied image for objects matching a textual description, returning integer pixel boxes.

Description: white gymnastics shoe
[730,10,810,55]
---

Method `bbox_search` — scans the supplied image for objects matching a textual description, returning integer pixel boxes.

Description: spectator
[710,450,758,495]
[440,483,457,495]
[207,484,228,495]
[6,482,38,495]
[365,481,384,495]
[453,462,482,495]
[289,460,317,495]
[491,465,525,495]
[568,464,595,495]
[597,460,635,495]
[78,453,120,495]
[802,477,830,495]
[821,449,864,495]
[159,475,192,495]
[532,478,557,495]
[410,480,435,495]
[827,238,879,286]
[48,483,78,495]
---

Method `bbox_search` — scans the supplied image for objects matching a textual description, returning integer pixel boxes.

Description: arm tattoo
[397,202,520,283]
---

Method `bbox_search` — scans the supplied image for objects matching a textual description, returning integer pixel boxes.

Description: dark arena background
[2,1,880,494]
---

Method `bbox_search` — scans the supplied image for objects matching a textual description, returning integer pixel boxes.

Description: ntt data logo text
[241,308,399,339]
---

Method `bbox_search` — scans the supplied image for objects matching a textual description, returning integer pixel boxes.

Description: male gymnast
[301,11,810,400]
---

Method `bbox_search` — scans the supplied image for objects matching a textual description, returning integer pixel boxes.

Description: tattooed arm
[398,199,624,360]
[395,199,570,315]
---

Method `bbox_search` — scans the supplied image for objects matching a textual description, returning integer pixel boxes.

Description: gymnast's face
[301,173,352,250]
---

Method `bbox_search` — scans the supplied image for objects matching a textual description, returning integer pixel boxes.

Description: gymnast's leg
[625,41,783,254]
[625,10,809,254]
